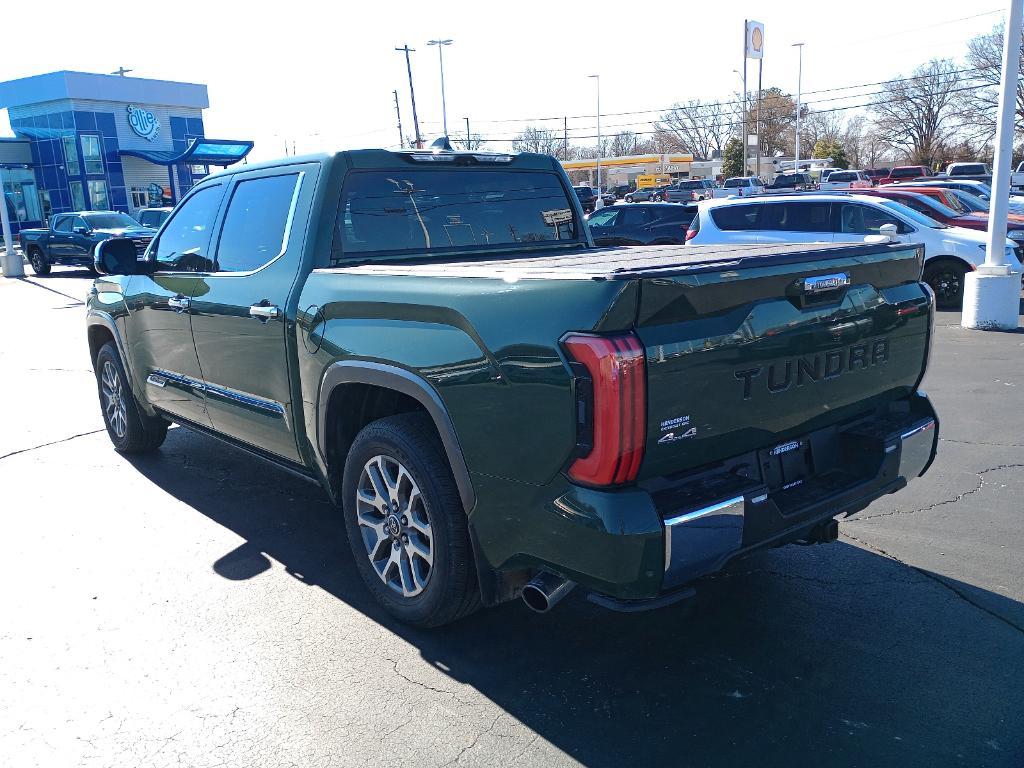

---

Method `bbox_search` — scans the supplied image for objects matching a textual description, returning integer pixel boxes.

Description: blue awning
[119,137,253,167]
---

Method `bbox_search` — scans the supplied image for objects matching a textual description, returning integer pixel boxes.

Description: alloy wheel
[932,270,962,304]
[101,361,128,439]
[356,455,433,598]
[31,253,44,272]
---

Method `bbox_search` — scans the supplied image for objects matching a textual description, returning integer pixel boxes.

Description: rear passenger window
[758,202,831,232]
[214,174,299,273]
[710,204,760,230]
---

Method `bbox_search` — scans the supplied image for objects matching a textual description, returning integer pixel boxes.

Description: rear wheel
[923,259,968,310]
[95,342,168,453]
[28,248,50,276]
[342,412,480,627]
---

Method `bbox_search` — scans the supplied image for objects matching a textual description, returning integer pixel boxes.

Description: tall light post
[427,39,453,137]
[588,74,602,203]
[962,0,1023,331]
[792,43,804,170]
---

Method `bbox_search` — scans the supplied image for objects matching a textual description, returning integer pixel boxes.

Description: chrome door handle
[167,295,190,312]
[249,303,280,320]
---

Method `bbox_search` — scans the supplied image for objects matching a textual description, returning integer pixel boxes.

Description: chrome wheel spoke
[101,362,127,438]
[356,454,433,598]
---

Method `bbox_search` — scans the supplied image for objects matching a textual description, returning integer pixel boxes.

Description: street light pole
[464,117,470,148]
[962,0,1023,331]
[427,39,453,138]
[395,45,423,148]
[393,89,404,149]
[793,43,804,170]
[588,74,602,205]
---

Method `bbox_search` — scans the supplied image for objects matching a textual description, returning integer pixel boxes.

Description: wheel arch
[318,361,475,514]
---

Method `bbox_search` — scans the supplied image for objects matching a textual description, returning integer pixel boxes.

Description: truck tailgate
[635,244,931,479]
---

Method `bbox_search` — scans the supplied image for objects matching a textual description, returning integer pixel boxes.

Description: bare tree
[799,110,844,156]
[454,134,486,150]
[961,22,1024,143]
[511,126,562,156]
[871,59,962,167]
[743,87,797,158]
[608,131,640,157]
[655,99,734,159]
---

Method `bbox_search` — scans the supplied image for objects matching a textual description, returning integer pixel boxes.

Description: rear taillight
[562,333,646,486]
[685,228,698,241]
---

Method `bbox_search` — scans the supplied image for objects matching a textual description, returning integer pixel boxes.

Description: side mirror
[93,238,140,275]
[878,223,899,242]
[73,226,90,235]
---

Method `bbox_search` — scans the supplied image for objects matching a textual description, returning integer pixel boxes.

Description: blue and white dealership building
[0,70,253,234]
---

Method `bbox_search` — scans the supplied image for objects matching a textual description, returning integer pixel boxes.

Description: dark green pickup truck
[86,148,938,626]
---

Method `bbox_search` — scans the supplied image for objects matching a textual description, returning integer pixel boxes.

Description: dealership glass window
[69,181,86,210]
[213,174,299,272]
[2,168,42,222]
[62,136,80,176]
[38,190,52,223]
[88,180,109,210]
[80,135,104,175]
[130,187,149,210]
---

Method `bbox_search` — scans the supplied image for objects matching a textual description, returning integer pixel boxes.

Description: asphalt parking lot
[1,267,1022,768]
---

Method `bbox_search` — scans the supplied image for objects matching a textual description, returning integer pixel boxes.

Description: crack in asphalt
[439,713,503,768]
[0,429,105,461]
[940,438,1024,448]
[841,531,1024,635]
[850,463,1024,521]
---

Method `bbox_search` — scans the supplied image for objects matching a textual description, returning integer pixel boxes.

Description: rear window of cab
[333,169,578,261]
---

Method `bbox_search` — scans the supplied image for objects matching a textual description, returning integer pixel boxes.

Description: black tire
[923,259,968,310]
[28,248,50,276]
[95,342,168,453]
[342,412,480,627]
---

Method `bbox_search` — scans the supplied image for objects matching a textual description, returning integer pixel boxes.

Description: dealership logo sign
[127,105,160,141]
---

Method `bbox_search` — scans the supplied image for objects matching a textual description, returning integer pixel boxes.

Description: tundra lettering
[735,339,891,400]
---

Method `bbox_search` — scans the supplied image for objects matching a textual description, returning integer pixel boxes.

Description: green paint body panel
[87,149,938,604]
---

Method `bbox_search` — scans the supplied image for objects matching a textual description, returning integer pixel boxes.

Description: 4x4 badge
[659,427,697,444]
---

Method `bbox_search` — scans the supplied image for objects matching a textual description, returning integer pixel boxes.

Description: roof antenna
[429,136,453,151]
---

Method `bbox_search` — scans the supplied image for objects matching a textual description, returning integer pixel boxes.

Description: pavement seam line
[940,438,1024,448]
[841,531,1024,635]
[850,463,1024,521]
[0,429,105,461]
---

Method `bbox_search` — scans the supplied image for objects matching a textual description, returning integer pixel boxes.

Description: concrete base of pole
[960,266,1021,331]
[1,249,25,278]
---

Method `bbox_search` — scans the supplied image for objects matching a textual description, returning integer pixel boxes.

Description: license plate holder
[759,438,814,491]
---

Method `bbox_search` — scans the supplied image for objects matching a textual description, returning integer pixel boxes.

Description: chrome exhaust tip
[521,572,575,613]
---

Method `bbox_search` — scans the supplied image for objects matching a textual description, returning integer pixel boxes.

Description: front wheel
[923,260,968,310]
[342,413,480,627]
[28,249,50,276]
[95,342,168,453]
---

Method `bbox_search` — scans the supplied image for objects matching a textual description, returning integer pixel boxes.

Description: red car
[878,165,931,185]
[855,187,1024,237]
[864,168,890,184]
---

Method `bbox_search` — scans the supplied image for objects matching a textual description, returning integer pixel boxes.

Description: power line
[415,66,987,128]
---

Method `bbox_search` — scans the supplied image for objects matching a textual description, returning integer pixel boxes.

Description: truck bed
[327,242,908,281]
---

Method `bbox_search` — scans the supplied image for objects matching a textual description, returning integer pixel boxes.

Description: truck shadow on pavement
[125,426,1024,768]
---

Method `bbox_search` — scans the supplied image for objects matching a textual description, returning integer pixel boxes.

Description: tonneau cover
[323,242,914,281]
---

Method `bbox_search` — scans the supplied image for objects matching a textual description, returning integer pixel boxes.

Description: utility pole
[793,43,804,170]
[563,116,568,160]
[755,58,763,179]
[393,90,404,148]
[588,74,602,204]
[742,20,748,176]
[464,117,470,148]
[427,39,454,137]
[962,0,1023,330]
[396,45,423,148]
